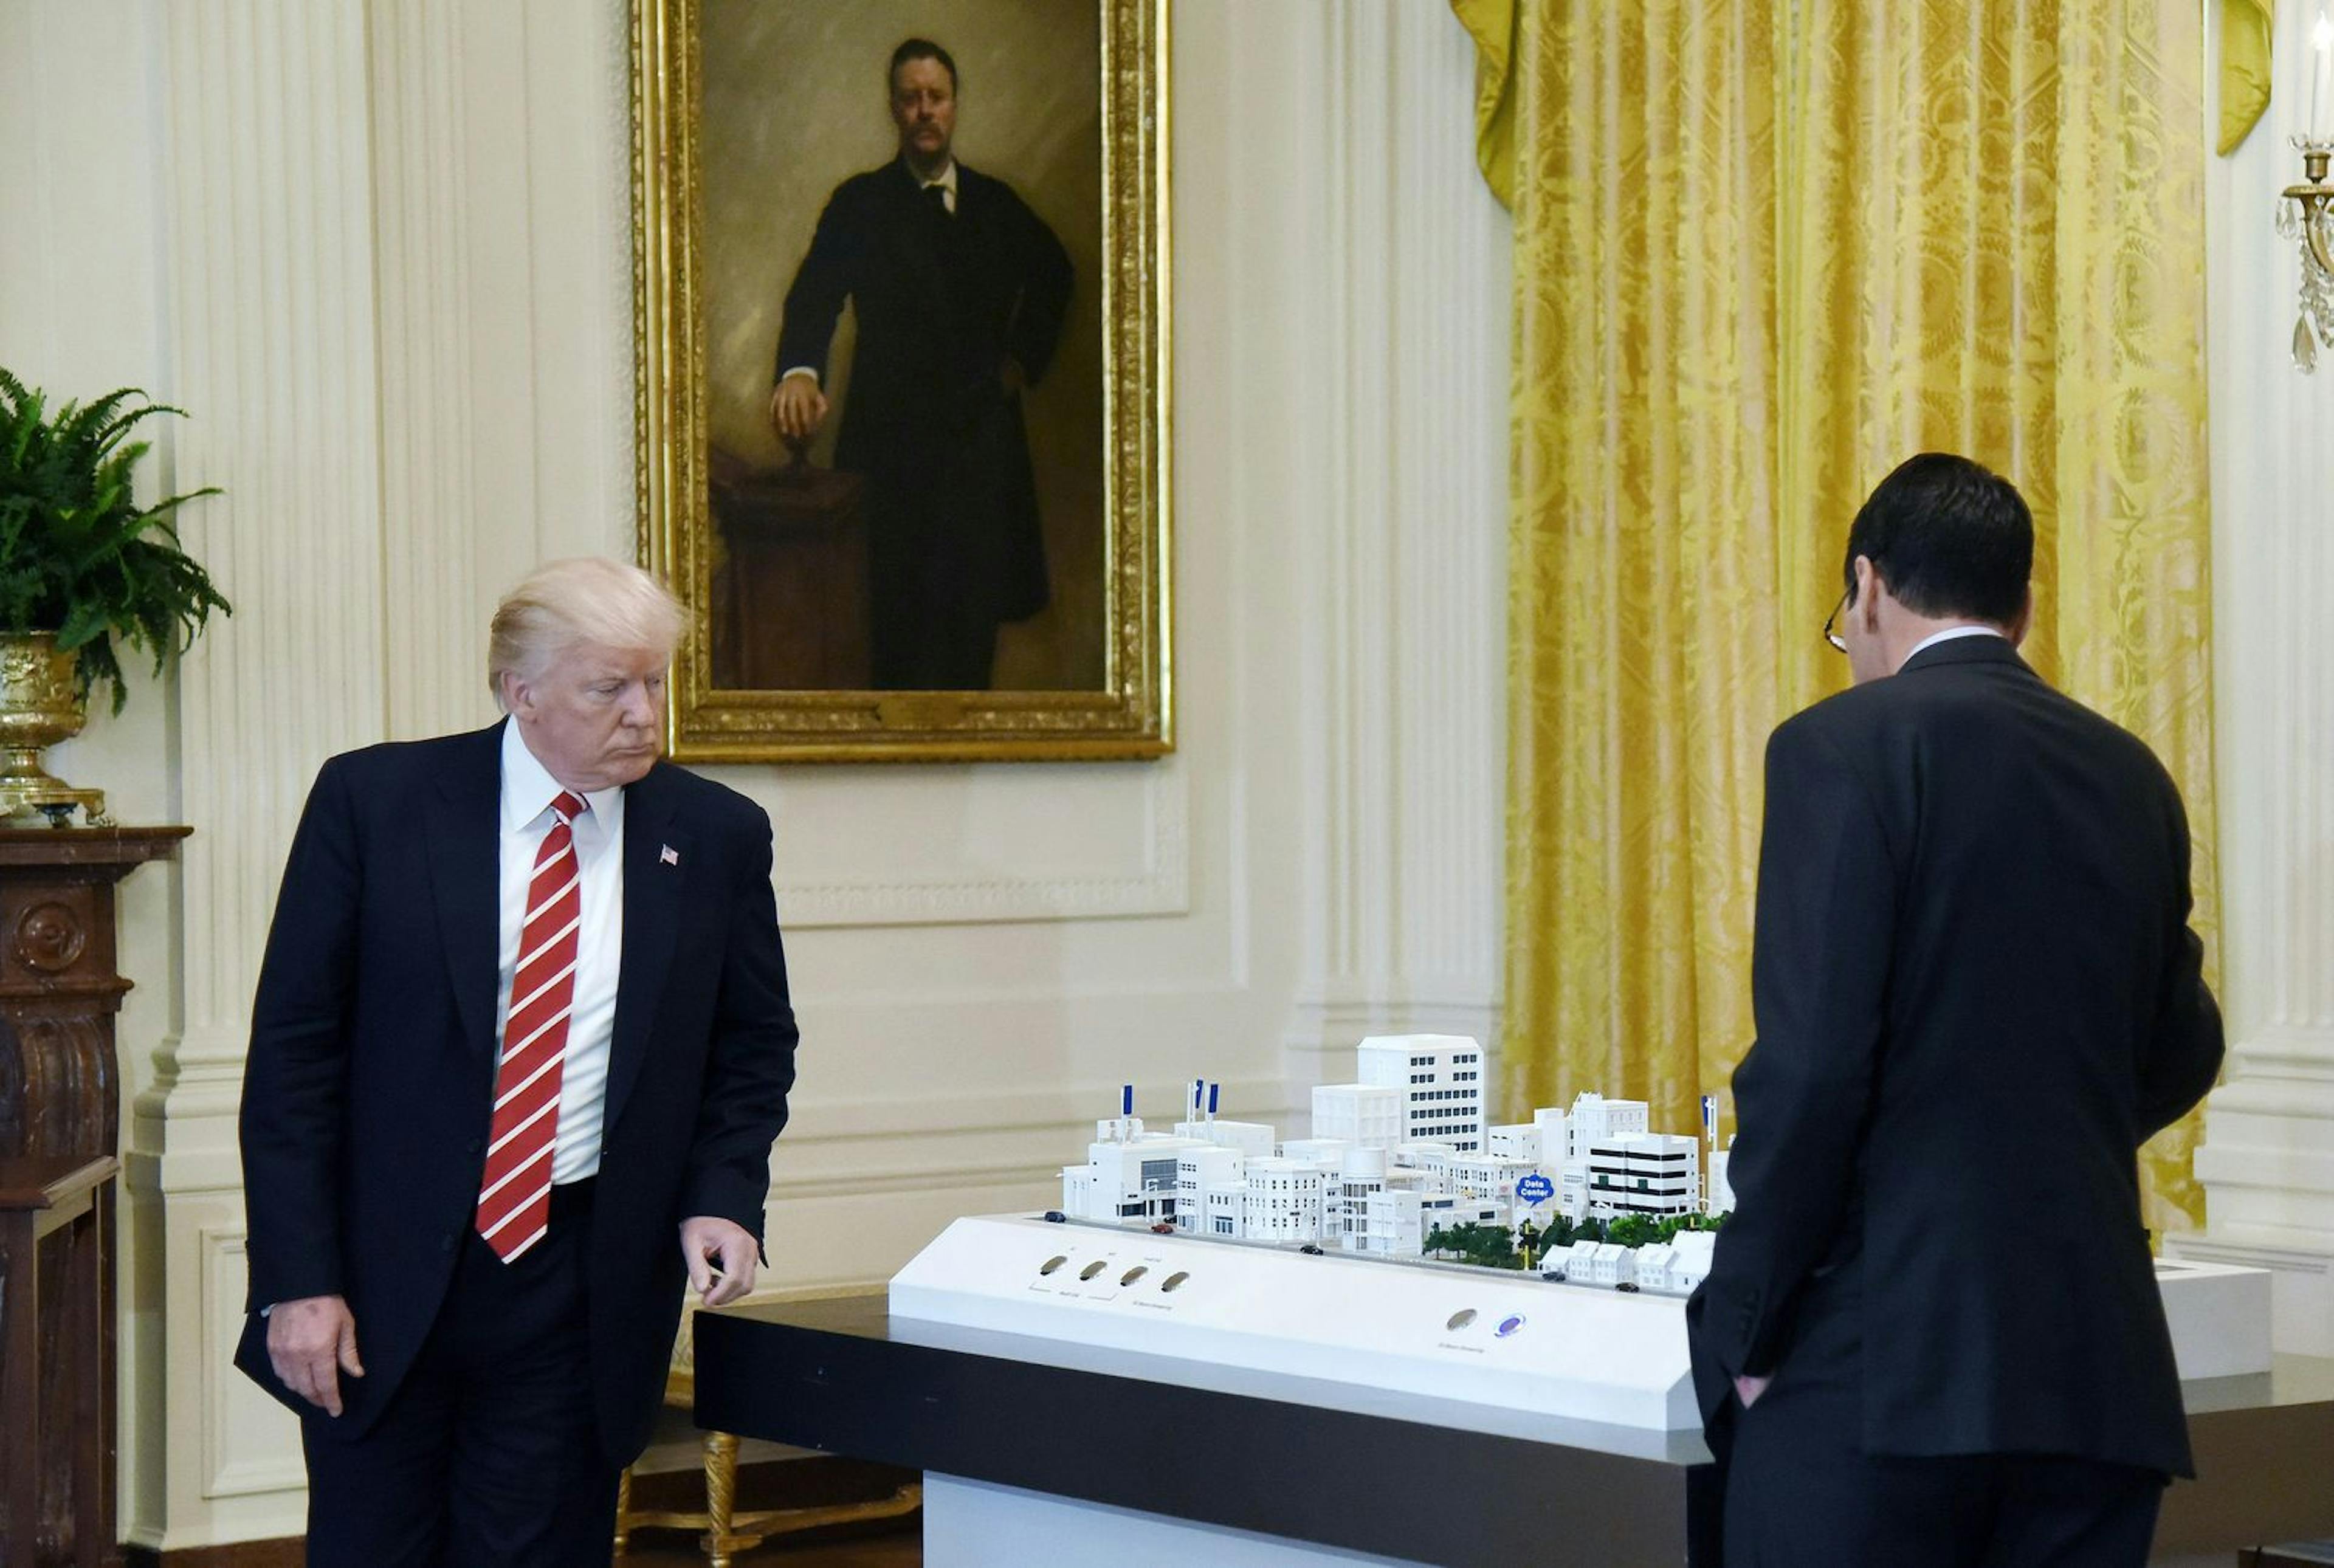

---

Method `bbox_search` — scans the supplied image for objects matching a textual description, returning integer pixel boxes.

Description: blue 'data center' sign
[1516,1172,1555,1206]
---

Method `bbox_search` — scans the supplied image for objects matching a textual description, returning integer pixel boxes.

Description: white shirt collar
[1898,624,2006,672]
[912,159,959,198]
[499,717,625,834]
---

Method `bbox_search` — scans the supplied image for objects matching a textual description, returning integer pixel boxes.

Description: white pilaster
[2178,7,2334,1356]
[131,0,388,1546]
[1282,1,1512,1093]
[371,0,487,739]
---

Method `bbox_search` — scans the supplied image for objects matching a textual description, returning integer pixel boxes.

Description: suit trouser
[301,1180,620,1568]
[862,416,1018,692]
[1723,1284,2164,1568]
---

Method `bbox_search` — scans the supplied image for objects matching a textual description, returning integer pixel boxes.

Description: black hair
[1842,452,2033,625]
[889,38,958,94]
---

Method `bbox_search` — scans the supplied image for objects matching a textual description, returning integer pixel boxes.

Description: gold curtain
[1500,0,1783,1151]
[2219,0,2273,155]
[1487,0,2219,1232]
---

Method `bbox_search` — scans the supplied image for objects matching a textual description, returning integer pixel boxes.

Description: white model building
[1357,1188,1506,1257]
[1066,1068,1729,1287]
[1447,1152,1543,1207]
[1558,1166,1591,1222]
[1707,1136,1736,1215]
[1631,1229,1718,1294]
[1486,1121,1545,1163]
[1564,1092,1650,1160]
[1357,1034,1487,1152]
[1175,1143,1245,1231]
[1552,1240,1639,1287]
[1061,1117,1207,1223]
[1331,1146,1389,1250]
[1276,1139,1354,1238]
[1312,1083,1402,1150]
[1177,1117,1275,1158]
[1278,1136,1349,1166]
[1241,1158,1327,1243]
[1586,1130,1701,1219]
[1202,1181,1244,1237]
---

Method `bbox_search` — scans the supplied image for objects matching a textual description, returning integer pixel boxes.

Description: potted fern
[0,369,229,824]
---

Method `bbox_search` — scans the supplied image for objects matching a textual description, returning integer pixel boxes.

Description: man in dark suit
[236,557,798,1565]
[770,36,1073,691]
[1685,453,2223,1566]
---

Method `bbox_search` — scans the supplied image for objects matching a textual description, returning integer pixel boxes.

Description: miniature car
[1299,1243,1324,1255]
[1042,1210,1067,1223]
[1614,1281,1639,1293]
[1150,1222,1176,1234]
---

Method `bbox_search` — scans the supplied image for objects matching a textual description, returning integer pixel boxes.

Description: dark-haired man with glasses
[1686,452,2223,1566]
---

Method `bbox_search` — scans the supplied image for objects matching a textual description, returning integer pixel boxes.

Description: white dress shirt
[1898,623,2005,672]
[917,158,960,213]
[497,719,625,1184]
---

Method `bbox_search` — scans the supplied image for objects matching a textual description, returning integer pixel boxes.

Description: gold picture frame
[632,0,1172,762]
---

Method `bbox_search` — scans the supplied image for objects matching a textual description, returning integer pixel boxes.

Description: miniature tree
[1606,1214,1654,1249]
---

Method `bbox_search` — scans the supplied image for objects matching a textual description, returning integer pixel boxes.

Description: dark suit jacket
[1685,636,2222,1479]
[775,159,1072,622]
[235,721,798,1465]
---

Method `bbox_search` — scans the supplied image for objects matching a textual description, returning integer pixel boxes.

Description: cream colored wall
[1,0,1508,1550]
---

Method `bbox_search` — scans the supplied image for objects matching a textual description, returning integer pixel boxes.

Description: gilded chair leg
[700,1428,740,1568]
[613,1464,633,1555]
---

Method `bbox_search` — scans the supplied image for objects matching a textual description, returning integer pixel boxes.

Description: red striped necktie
[475,789,587,1262]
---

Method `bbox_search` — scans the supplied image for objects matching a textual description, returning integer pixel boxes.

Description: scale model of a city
[1058,1033,1738,1298]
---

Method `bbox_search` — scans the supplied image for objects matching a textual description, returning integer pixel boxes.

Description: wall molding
[198,1229,303,1500]
[776,768,1190,928]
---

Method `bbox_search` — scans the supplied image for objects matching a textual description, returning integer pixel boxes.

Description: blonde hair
[487,557,685,709]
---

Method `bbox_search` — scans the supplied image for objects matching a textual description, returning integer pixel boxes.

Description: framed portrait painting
[632,0,1171,762]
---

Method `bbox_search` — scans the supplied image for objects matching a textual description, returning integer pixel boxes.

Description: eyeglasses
[1823,589,1850,653]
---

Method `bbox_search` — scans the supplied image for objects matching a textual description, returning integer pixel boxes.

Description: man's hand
[769,374,828,442]
[266,1294,363,1417]
[680,1215,759,1308]
[1735,1373,1772,1409]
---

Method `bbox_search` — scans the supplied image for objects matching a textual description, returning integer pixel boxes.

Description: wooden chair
[613,1303,920,1567]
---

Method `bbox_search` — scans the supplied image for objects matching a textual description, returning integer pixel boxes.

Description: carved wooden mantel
[0,826,190,1162]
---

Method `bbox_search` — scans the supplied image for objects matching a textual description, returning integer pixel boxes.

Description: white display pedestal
[889,1213,2274,1417]
[924,1475,1423,1568]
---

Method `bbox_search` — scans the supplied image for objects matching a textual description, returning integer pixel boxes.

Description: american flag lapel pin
[659,844,680,867]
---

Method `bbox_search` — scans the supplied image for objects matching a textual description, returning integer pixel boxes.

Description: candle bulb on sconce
[2314,12,2333,139]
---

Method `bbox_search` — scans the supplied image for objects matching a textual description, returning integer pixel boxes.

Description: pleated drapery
[1464,0,2219,1231]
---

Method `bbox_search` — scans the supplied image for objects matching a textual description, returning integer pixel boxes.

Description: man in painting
[769,36,1073,692]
